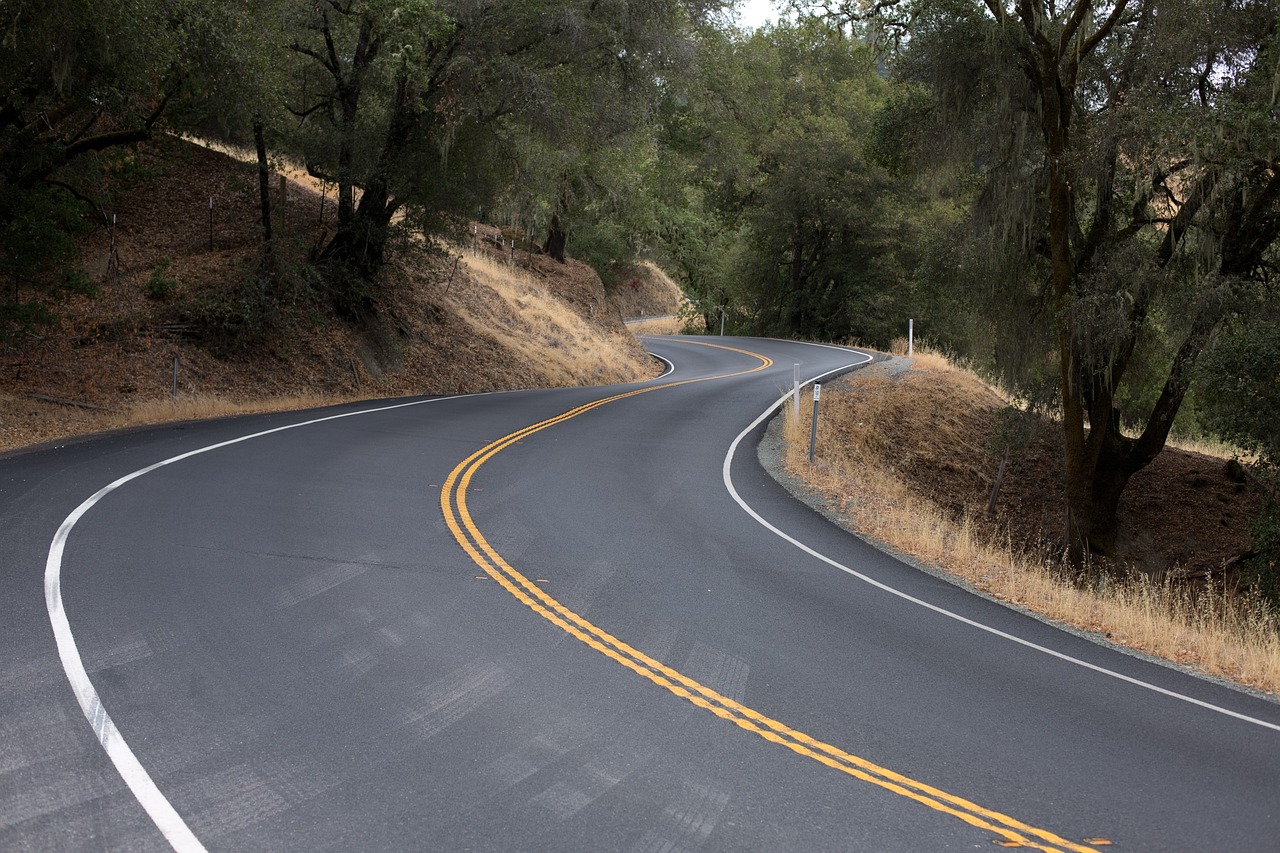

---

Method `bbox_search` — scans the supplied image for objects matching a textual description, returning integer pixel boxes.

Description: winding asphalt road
[2,335,1279,851]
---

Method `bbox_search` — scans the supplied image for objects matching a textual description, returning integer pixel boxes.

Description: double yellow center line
[439,341,1099,853]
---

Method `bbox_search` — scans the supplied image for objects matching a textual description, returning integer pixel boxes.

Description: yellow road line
[439,340,1095,853]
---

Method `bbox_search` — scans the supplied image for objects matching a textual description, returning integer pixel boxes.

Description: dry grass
[448,249,653,388]
[780,356,1280,696]
[627,316,685,335]
[610,260,688,320]
[886,338,959,372]
[1166,432,1251,461]
[120,393,344,428]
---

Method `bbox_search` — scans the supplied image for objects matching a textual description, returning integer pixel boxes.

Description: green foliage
[0,183,96,342]
[1240,496,1280,605]
[0,185,87,284]
[648,19,929,345]
[1200,317,1280,600]
[0,300,57,344]
[868,86,934,178]
[179,242,324,353]
[0,0,206,190]
[145,260,179,301]
[59,267,97,299]
[1201,321,1280,464]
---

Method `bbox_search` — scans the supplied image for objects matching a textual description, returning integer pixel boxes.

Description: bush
[1244,484,1280,605]
[180,246,324,353]
[146,259,179,300]
[0,300,58,343]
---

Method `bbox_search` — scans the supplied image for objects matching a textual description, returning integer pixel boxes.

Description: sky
[734,0,782,30]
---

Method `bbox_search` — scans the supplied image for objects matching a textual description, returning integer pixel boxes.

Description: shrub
[146,259,179,300]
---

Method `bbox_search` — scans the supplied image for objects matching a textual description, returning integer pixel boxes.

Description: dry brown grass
[627,316,685,335]
[780,355,1280,696]
[1166,432,1251,461]
[610,260,688,320]
[120,393,344,427]
[887,337,956,367]
[449,249,653,388]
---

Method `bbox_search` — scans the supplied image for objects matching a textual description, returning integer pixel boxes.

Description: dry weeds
[780,351,1280,696]
[121,393,342,427]
[609,260,689,321]
[450,249,654,388]
[627,316,685,335]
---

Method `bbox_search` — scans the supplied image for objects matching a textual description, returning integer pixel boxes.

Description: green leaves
[654,19,914,341]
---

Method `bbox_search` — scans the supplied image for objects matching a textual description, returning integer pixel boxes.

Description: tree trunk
[1047,146,1094,563]
[318,183,398,280]
[545,214,567,263]
[254,119,272,251]
[318,74,413,283]
[1078,431,1140,557]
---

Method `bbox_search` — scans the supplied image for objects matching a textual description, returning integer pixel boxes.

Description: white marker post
[793,364,801,420]
[908,318,914,357]
[808,383,821,464]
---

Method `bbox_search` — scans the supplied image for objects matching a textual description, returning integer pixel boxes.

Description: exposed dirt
[838,360,1260,579]
[0,136,662,452]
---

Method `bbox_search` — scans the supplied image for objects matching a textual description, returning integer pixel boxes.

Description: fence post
[808,383,821,464]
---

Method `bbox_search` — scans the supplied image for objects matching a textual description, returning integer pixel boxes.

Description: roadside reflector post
[908,318,914,357]
[171,356,179,399]
[808,383,821,464]
[793,363,800,420]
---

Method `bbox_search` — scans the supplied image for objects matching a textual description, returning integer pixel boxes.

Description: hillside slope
[786,355,1259,579]
[0,137,661,452]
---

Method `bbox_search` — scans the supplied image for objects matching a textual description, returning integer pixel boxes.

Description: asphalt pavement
[2,335,1278,851]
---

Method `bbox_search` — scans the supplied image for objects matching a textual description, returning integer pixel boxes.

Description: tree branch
[63,88,173,159]
[1079,0,1132,58]
[45,179,110,225]
[1059,0,1095,59]
[286,97,334,123]
[1131,291,1226,466]
[289,41,337,75]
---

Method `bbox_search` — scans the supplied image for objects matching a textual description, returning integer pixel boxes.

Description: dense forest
[1,0,1278,586]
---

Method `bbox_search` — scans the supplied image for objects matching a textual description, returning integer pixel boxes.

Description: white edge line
[44,392,496,852]
[651,352,675,379]
[721,342,1280,734]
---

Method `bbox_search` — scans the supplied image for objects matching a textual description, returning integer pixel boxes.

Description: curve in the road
[442,339,1093,853]
[720,348,1280,736]
[41,335,1277,852]
[43,394,485,853]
